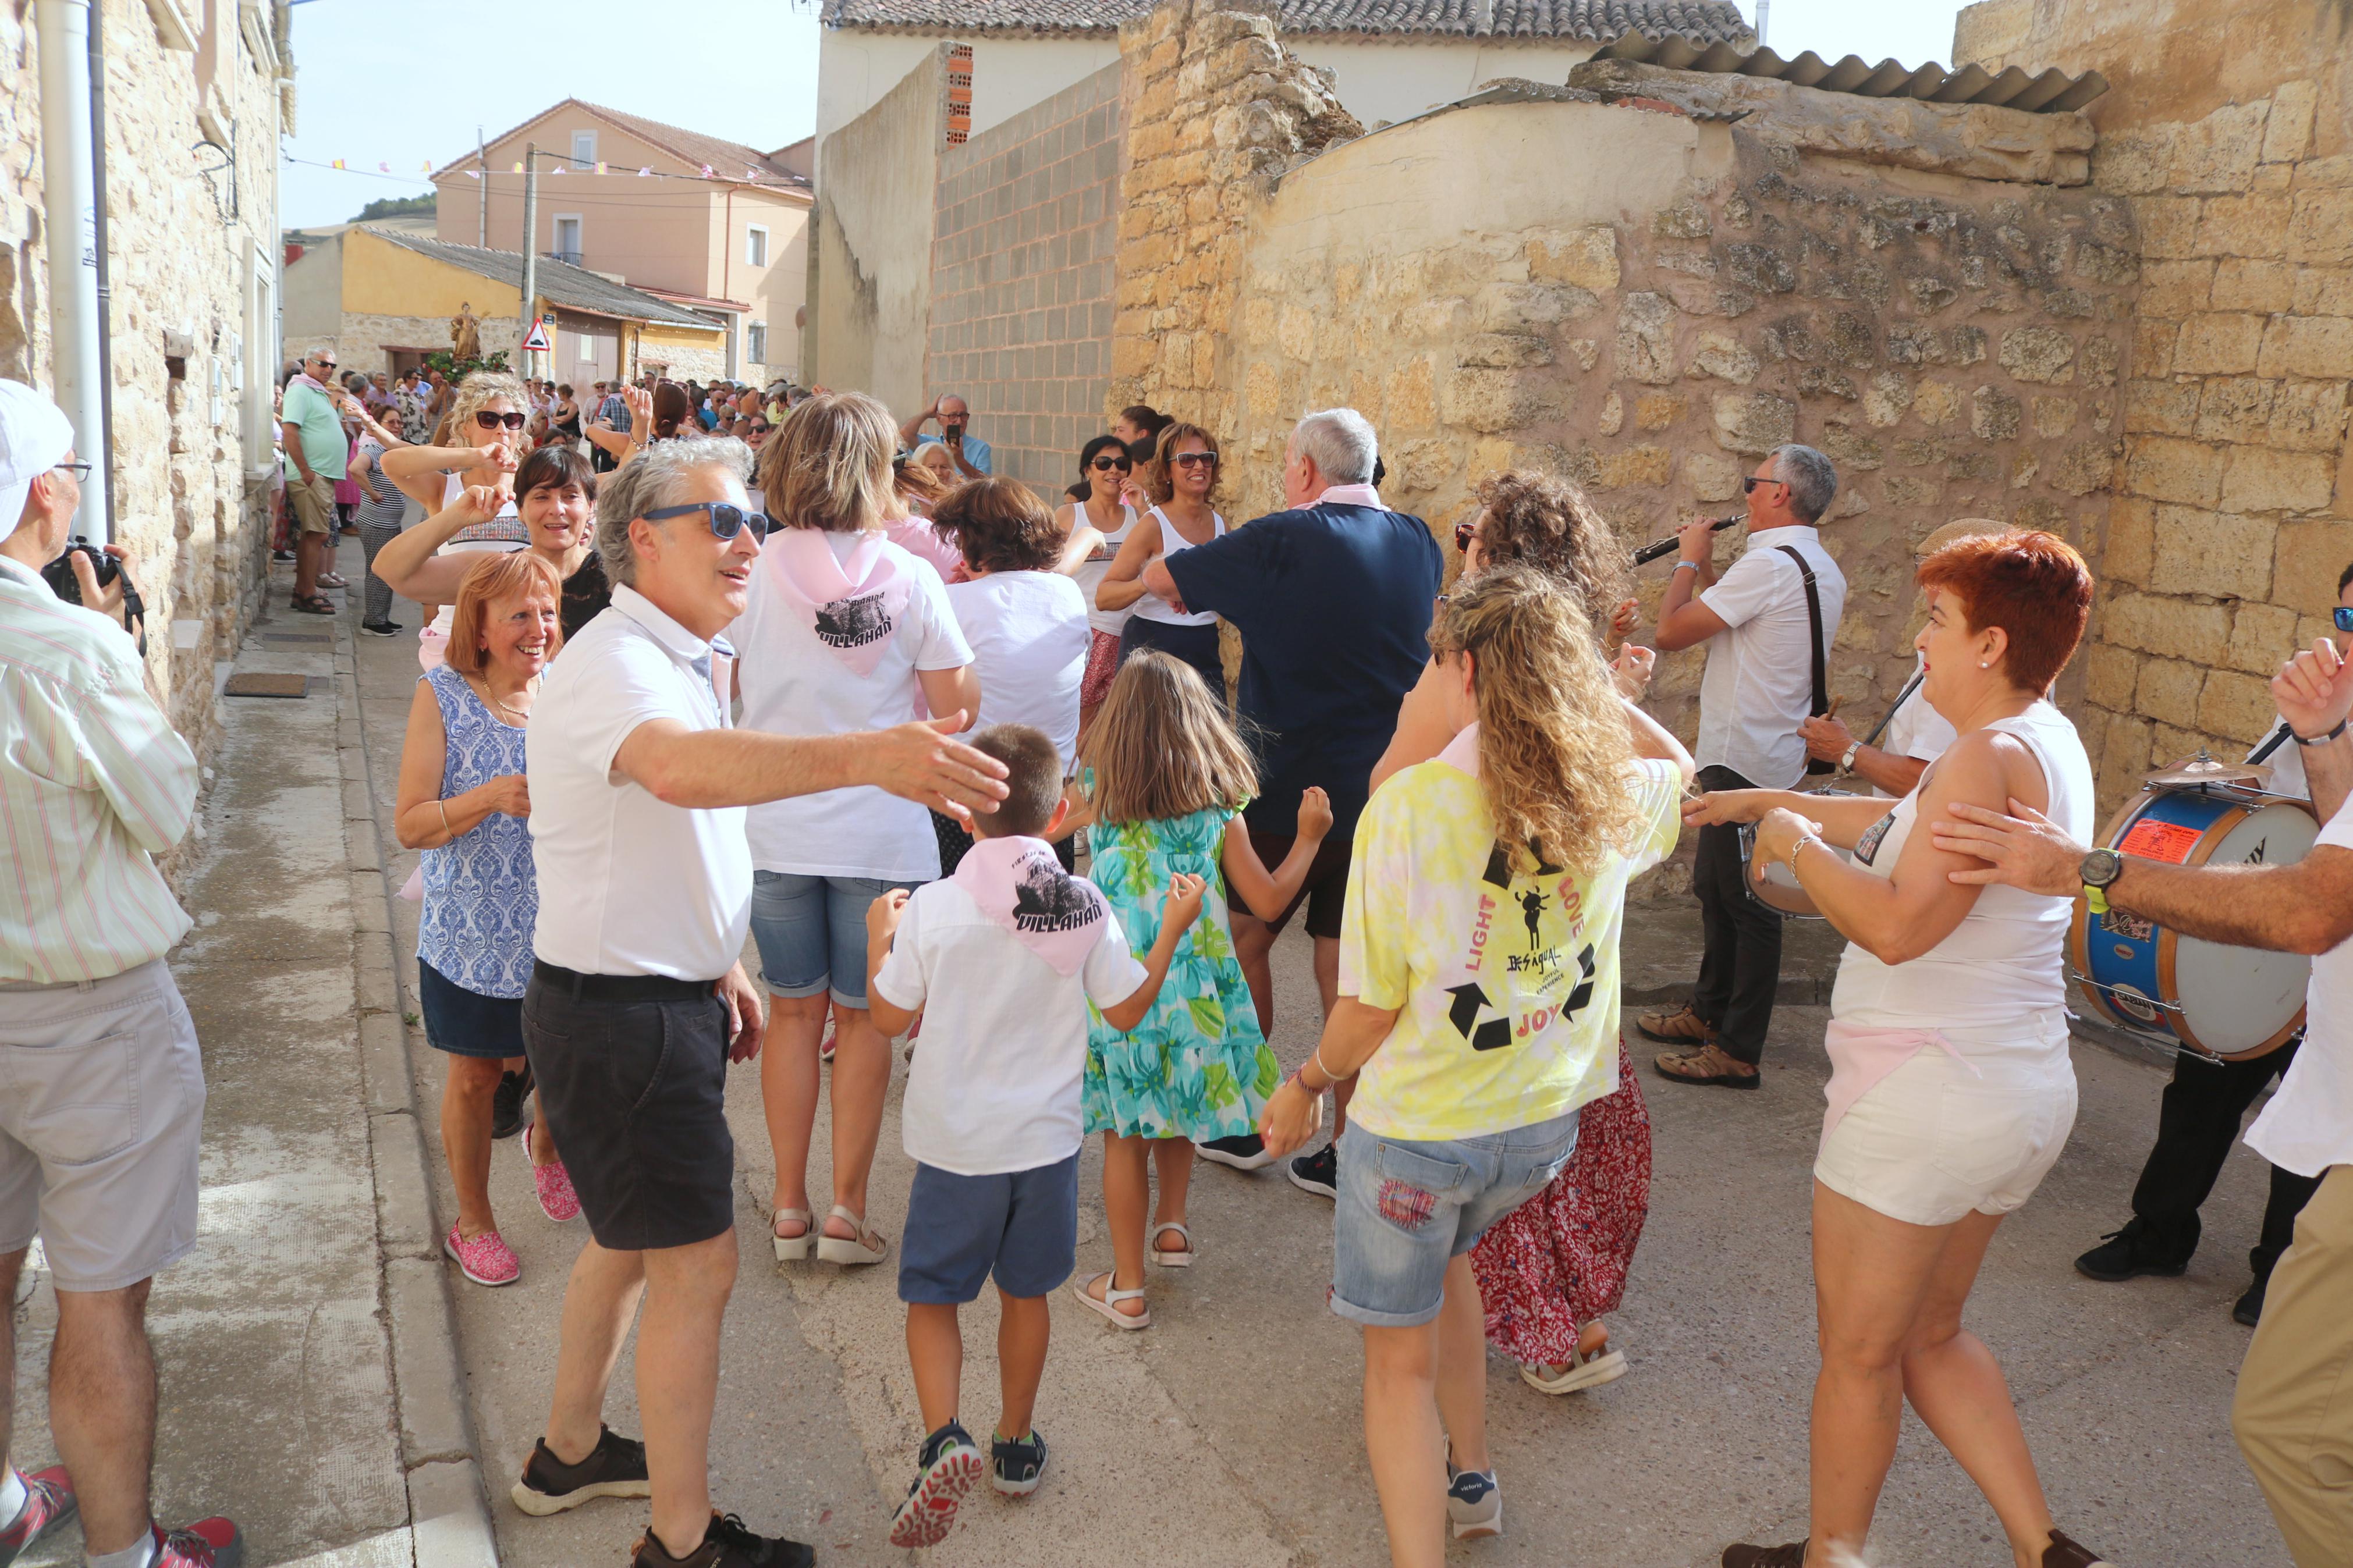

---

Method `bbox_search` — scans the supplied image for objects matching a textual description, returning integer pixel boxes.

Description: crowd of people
[2,348,2350,1568]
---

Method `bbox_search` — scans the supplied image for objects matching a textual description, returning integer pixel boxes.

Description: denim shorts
[1331,1112,1580,1328]
[749,872,911,1007]
[897,1154,1080,1304]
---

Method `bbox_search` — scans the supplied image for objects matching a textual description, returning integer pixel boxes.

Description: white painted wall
[817,29,1123,150]
[1286,40,1602,127]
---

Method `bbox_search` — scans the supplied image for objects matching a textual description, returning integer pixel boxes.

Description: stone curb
[331,610,503,1567]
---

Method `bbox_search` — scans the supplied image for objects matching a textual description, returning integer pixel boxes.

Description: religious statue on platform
[449,302,482,364]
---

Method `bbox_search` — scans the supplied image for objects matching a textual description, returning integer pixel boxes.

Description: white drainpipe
[37,0,109,540]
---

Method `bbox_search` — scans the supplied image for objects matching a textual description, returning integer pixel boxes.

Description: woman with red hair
[1685,531,2114,1568]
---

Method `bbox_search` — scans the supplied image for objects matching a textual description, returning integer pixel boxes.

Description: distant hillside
[350,193,435,223]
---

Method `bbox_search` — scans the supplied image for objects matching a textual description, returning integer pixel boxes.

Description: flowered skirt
[1080,629,1123,709]
[1470,1042,1653,1366]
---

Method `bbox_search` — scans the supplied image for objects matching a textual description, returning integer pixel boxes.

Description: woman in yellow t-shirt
[1262,563,1684,1565]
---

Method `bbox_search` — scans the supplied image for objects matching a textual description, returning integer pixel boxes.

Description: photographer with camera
[0,382,242,1566]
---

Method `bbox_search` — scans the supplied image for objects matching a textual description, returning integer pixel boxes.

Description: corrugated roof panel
[1592,32,2106,111]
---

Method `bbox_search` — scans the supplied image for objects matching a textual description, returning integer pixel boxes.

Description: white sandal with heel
[772,1208,814,1264]
[1072,1271,1151,1329]
[1149,1221,1195,1268]
[814,1204,889,1266]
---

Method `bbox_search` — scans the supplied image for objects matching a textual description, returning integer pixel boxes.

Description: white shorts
[1814,1042,2077,1228]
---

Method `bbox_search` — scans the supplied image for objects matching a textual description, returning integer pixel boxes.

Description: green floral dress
[1083,802,1280,1141]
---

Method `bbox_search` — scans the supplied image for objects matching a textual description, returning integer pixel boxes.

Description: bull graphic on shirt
[813,591,893,650]
[1012,856,1100,935]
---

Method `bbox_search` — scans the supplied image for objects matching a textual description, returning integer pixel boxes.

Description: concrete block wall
[926,60,1124,492]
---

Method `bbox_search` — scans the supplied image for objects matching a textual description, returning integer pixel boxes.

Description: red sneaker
[154,1516,245,1567]
[0,1466,76,1566]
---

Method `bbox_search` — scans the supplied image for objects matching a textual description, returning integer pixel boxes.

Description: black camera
[41,537,147,653]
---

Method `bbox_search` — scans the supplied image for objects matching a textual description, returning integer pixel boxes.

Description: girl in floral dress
[1066,652,1334,1328]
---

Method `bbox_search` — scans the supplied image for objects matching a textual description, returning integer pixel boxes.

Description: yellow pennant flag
[330,158,345,169]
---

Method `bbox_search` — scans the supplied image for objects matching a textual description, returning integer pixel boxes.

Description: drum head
[2170,801,2317,1056]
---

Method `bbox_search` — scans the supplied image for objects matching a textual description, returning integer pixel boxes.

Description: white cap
[0,381,77,548]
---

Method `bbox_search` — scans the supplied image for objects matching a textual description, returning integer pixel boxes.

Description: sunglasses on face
[644,500,769,542]
[1090,456,1133,472]
[1170,451,1218,470]
[310,359,337,372]
[474,410,528,431]
[2334,607,2353,634]
[748,424,771,436]
[1741,475,1786,495]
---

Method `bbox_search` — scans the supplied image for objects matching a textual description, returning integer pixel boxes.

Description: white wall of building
[1286,40,1602,127]
[818,29,1123,150]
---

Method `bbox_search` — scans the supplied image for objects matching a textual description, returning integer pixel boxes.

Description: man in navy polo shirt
[1145,408,1443,1198]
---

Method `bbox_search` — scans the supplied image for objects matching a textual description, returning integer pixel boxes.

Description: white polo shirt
[2248,798,2353,1178]
[1872,655,1959,798]
[527,584,749,981]
[1695,524,1847,790]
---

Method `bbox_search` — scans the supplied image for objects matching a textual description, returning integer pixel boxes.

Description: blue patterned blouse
[417,664,538,998]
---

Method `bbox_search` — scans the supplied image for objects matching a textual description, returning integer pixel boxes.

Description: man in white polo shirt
[1933,635,2353,1566]
[510,438,1009,1568]
[1638,443,1846,1091]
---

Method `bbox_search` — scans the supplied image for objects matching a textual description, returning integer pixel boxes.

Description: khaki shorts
[288,471,337,535]
[0,961,207,1291]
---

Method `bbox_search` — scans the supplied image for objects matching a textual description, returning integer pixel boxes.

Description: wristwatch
[1839,741,1861,775]
[2080,847,2123,915]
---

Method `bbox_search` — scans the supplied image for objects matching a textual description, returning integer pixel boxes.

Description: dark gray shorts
[897,1154,1079,1304]
[522,974,734,1252]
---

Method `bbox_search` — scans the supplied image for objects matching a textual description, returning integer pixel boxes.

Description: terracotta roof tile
[820,0,1751,41]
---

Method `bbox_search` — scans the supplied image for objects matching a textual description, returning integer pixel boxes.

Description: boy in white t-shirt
[865,724,1204,1548]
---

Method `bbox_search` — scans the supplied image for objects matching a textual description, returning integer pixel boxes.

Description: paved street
[6,550,2297,1566]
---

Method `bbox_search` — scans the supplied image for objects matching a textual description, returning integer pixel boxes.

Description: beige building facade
[434,100,811,386]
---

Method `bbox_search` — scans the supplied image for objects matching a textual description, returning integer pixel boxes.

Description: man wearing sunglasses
[517,440,1010,1568]
[280,344,353,614]
[1638,445,1846,1092]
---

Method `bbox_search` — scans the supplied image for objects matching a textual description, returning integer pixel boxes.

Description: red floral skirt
[1079,629,1123,709]
[1470,1042,1653,1366]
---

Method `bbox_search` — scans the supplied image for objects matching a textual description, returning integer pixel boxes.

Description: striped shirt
[0,556,197,982]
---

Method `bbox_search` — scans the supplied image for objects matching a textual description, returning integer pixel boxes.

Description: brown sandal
[2043,1530,2115,1567]
[1635,1000,1715,1044]
[1653,1040,1760,1090]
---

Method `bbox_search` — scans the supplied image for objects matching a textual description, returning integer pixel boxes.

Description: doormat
[223,672,310,699]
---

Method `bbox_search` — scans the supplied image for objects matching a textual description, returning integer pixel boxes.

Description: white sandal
[814,1204,889,1266]
[1517,1339,1627,1395]
[1149,1221,1195,1268]
[1071,1271,1150,1329]
[772,1207,815,1264]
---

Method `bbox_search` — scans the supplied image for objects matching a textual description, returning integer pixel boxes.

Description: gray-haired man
[1640,444,1846,1089]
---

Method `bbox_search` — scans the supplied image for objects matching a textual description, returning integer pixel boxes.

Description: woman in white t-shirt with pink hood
[737,392,981,1268]
[1685,530,2113,1568]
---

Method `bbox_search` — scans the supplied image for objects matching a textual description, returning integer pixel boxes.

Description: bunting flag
[377,161,391,172]
[330,158,346,169]
[594,160,608,175]
[510,161,523,173]
[638,166,652,176]
[465,169,480,179]
[699,163,714,177]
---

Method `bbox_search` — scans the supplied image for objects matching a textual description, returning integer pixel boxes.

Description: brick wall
[926,61,1124,493]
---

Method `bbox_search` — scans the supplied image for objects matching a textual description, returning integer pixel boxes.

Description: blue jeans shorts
[1331,1112,1580,1328]
[750,872,910,1007]
[898,1154,1080,1304]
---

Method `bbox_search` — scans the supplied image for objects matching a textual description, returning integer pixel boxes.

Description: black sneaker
[271,549,296,563]
[990,1427,1049,1497]
[632,1512,813,1568]
[1288,1143,1337,1200]
[491,1067,532,1140]
[509,1426,651,1516]
[1198,1133,1275,1171]
[887,1420,983,1549]
[2233,1275,2267,1327]
[2074,1219,2190,1283]
[360,620,404,638]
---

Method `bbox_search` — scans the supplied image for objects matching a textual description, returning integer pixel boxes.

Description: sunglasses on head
[474,410,528,431]
[1741,475,1786,495]
[1090,456,1133,472]
[644,500,769,542]
[1170,451,1218,470]
[2334,607,2353,634]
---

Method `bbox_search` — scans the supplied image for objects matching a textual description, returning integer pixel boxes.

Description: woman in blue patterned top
[393,552,577,1287]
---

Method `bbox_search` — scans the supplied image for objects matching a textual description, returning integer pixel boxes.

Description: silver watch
[1839,741,1861,775]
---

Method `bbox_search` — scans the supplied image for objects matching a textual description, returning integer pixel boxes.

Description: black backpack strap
[1776,545,1831,775]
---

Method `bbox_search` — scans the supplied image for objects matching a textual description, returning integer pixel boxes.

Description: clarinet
[1631,514,1743,565]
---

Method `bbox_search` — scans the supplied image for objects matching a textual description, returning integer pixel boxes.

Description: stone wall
[1110,3,2132,746]
[926,60,1124,493]
[0,1,288,767]
[1958,0,2353,812]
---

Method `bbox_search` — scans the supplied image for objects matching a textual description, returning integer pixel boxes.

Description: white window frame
[570,130,597,168]
[745,224,769,268]
[746,320,767,364]
[551,214,583,262]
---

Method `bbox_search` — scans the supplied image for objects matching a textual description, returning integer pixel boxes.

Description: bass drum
[2070,785,2317,1061]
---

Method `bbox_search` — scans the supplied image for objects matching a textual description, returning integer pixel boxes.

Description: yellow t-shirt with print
[1340,745,1683,1142]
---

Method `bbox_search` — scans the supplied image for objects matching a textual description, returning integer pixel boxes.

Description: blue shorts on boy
[871,869,1147,1302]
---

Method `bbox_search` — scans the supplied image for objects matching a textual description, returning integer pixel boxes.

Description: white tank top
[1069,501,1138,639]
[1827,701,2096,1044]
[425,472,528,640]
[1131,506,1223,628]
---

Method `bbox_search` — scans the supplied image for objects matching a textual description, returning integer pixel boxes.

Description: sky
[278,0,1969,229]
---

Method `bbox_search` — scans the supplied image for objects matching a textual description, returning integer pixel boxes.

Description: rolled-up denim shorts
[1331,1111,1580,1328]
[750,871,913,1007]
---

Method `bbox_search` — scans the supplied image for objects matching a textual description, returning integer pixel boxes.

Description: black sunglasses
[1090,456,1133,472]
[1741,475,1786,495]
[644,500,769,542]
[747,423,771,436]
[2334,607,2353,635]
[474,410,528,431]
[1170,451,1218,470]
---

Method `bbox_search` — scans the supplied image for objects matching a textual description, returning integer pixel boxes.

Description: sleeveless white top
[424,472,527,642]
[1828,701,2095,1044]
[1130,506,1223,628]
[1069,501,1138,639]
